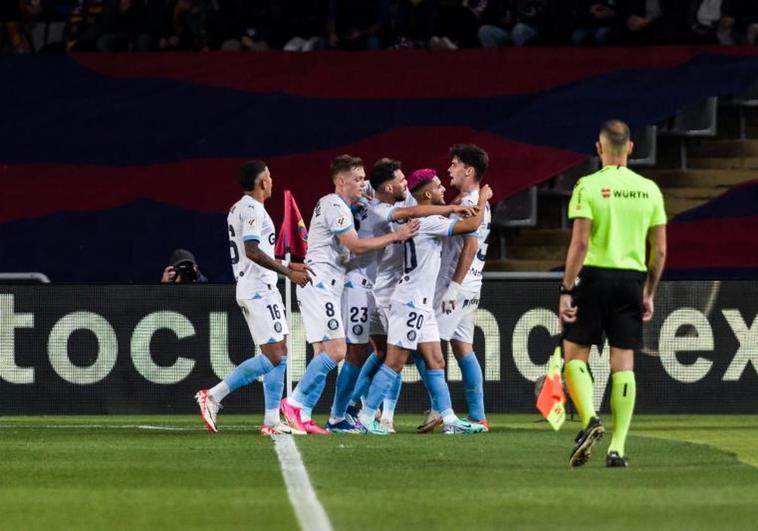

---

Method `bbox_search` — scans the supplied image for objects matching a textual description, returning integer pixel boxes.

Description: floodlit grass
[1,415,757,530]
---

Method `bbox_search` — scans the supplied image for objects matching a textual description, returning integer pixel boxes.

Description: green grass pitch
[1,414,757,530]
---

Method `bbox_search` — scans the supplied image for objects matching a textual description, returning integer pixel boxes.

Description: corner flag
[275,190,308,260]
[536,347,566,431]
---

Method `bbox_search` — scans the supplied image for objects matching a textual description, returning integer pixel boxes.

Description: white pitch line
[273,435,333,531]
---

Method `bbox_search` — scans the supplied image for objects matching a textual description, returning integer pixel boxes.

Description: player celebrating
[279,155,418,434]
[560,120,667,467]
[431,144,492,432]
[328,158,478,433]
[357,169,492,435]
[195,161,313,435]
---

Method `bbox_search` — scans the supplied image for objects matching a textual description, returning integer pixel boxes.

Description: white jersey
[372,194,417,307]
[305,193,354,279]
[227,195,278,299]
[344,198,381,283]
[437,188,491,298]
[392,215,456,311]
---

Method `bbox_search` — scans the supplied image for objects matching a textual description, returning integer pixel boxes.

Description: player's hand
[452,205,479,218]
[440,281,461,314]
[479,184,493,202]
[288,262,314,287]
[642,293,654,321]
[161,266,177,283]
[395,218,420,241]
[559,294,577,328]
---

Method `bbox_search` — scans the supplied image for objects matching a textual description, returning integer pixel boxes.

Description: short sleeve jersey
[437,188,491,296]
[344,198,390,282]
[372,194,417,307]
[392,215,456,310]
[568,165,667,272]
[227,195,277,298]
[305,193,354,278]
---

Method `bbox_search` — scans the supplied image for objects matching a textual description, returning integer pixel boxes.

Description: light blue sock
[426,368,453,417]
[291,353,337,408]
[349,352,381,404]
[331,361,361,419]
[225,354,275,392]
[383,372,402,412]
[412,351,434,407]
[263,356,286,411]
[364,364,399,417]
[458,352,485,421]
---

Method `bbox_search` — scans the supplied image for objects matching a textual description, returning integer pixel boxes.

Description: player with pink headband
[356,168,493,435]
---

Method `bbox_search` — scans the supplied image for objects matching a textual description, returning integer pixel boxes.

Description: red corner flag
[536,347,566,431]
[275,190,308,260]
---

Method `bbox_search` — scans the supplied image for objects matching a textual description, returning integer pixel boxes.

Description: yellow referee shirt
[568,165,666,272]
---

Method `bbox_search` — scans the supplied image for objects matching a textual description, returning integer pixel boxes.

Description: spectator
[478,1,566,48]
[205,0,271,51]
[95,0,151,52]
[161,248,208,283]
[159,0,208,51]
[66,0,105,51]
[570,0,620,46]
[394,0,441,49]
[270,0,327,52]
[327,0,390,50]
[614,0,688,45]
[721,0,758,44]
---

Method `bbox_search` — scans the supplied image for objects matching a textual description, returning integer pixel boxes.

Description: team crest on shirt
[352,325,363,336]
[407,330,417,341]
[602,188,611,198]
[274,322,283,333]
[328,319,339,331]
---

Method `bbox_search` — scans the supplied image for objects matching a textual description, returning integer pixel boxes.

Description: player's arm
[390,204,478,222]
[244,240,313,287]
[559,217,591,325]
[337,219,419,255]
[642,224,667,321]
[450,185,491,235]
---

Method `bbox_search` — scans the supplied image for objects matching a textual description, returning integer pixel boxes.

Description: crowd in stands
[2,0,757,53]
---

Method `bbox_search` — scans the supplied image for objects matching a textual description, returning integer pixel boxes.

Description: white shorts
[342,282,374,344]
[387,301,439,350]
[369,304,389,336]
[237,290,289,345]
[297,278,345,344]
[435,292,480,344]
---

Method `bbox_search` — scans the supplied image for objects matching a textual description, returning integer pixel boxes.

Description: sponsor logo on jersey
[407,330,417,341]
[328,318,339,330]
[352,324,364,336]
[602,188,611,198]
[274,322,283,333]
[248,217,257,227]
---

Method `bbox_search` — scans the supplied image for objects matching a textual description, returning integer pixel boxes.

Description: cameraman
[161,248,208,283]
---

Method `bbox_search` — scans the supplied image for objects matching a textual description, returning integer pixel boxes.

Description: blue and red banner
[1,47,758,281]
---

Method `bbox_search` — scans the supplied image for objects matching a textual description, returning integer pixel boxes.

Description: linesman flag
[275,190,308,260]
[536,347,566,431]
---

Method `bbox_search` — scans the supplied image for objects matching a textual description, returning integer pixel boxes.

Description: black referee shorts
[563,266,646,350]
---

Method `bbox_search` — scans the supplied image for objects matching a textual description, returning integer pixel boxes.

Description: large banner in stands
[1,281,756,415]
[2,49,758,282]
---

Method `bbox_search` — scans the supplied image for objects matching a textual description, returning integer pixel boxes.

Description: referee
[559,120,667,468]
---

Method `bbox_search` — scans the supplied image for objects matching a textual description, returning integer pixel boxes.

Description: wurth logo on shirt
[613,190,650,199]
[601,188,611,198]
